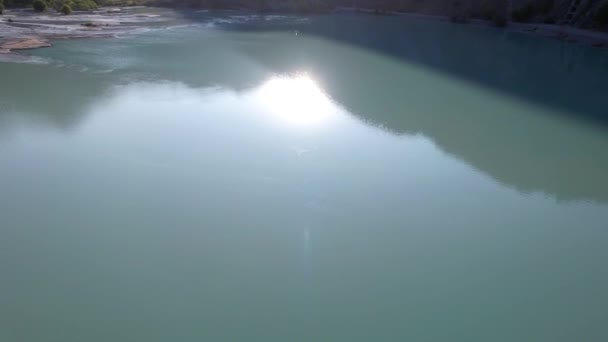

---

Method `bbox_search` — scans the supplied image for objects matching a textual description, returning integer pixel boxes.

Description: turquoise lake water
[1,12,608,341]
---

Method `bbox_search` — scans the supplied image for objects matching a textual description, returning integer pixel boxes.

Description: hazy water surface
[1,13,608,341]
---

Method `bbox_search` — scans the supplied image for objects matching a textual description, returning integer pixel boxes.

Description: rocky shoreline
[0,6,177,55]
[1,5,607,58]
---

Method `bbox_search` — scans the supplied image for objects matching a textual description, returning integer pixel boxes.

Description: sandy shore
[0,37,52,53]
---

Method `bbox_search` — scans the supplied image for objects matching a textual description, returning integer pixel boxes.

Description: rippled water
[1,13,608,341]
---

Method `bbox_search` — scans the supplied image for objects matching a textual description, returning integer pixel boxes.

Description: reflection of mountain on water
[215,15,608,203]
[0,63,109,132]
[320,59,608,203]
[2,14,607,203]
[210,13,608,124]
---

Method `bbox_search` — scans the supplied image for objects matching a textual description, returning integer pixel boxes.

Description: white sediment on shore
[1,6,607,57]
[0,37,52,53]
[0,7,178,55]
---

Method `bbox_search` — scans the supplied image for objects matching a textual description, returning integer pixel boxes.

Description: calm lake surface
[1,11,608,341]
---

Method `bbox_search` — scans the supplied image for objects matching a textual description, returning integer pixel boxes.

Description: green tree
[595,1,608,28]
[71,0,97,10]
[33,0,47,11]
[60,2,72,13]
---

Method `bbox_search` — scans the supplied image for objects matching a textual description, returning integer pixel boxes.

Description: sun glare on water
[256,73,339,127]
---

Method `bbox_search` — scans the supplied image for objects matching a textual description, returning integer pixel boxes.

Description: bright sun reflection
[256,73,338,127]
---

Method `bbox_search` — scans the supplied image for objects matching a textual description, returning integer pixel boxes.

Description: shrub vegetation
[512,0,554,23]
[32,0,46,11]
[595,1,608,28]
[60,2,71,13]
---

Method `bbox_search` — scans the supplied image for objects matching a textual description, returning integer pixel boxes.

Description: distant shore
[334,7,608,48]
[1,5,607,59]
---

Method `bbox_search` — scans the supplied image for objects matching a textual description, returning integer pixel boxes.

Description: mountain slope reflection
[305,45,608,203]
[3,20,608,203]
